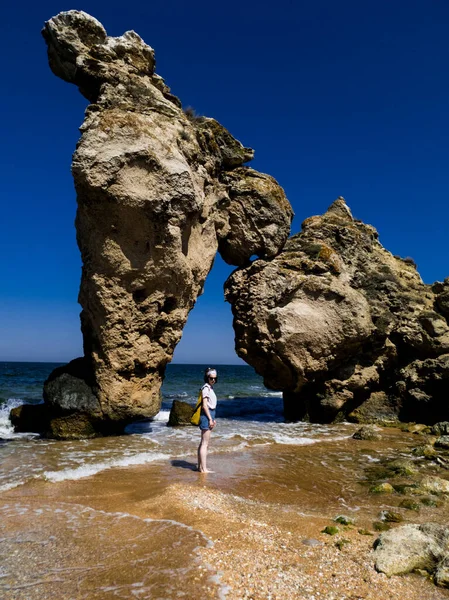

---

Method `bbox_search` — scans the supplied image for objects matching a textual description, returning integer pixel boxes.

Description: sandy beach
[2,429,449,599]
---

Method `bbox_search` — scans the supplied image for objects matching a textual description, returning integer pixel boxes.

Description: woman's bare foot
[199,469,215,473]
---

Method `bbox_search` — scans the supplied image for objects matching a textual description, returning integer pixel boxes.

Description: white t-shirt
[202,383,217,410]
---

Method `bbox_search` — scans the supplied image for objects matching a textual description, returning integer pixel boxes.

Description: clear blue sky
[0,0,448,364]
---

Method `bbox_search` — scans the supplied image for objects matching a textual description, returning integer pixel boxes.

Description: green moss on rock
[370,482,395,494]
[321,526,339,536]
[399,499,421,511]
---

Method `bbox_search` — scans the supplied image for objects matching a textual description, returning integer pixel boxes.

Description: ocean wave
[0,398,29,440]
[0,480,26,493]
[44,451,168,482]
[151,410,171,422]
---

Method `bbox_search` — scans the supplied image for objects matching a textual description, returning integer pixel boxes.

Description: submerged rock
[370,482,395,494]
[352,425,381,441]
[20,11,292,438]
[420,476,449,495]
[225,198,449,424]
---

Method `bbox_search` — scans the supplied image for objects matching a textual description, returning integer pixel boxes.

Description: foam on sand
[0,399,38,440]
[44,451,168,482]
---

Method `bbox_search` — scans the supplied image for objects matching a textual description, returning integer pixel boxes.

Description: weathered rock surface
[225,198,449,424]
[374,523,449,586]
[420,475,449,495]
[167,400,195,426]
[352,425,381,441]
[17,10,292,438]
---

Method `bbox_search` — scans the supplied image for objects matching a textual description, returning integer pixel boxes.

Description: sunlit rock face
[34,10,293,436]
[225,198,449,424]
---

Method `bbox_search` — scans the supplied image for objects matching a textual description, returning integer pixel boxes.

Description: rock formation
[17,10,292,438]
[225,198,449,424]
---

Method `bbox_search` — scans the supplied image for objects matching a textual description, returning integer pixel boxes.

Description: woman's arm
[202,396,216,429]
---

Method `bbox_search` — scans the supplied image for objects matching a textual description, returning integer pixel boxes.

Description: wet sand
[2,427,449,599]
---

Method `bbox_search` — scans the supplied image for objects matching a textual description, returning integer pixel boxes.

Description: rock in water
[168,400,195,427]
[225,197,449,423]
[27,11,292,438]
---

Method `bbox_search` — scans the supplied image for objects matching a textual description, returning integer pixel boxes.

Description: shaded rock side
[168,400,196,426]
[225,197,449,423]
[33,11,293,437]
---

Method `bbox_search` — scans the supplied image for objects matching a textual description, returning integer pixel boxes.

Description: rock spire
[22,10,293,438]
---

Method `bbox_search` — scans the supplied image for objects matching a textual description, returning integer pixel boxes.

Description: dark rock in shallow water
[9,404,50,434]
[47,413,98,440]
[352,425,381,441]
[11,358,122,438]
[347,391,399,424]
[168,400,195,427]
[43,357,100,414]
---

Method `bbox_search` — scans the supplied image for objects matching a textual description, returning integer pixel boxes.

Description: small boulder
[370,482,395,494]
[405,423,429,434]
[399,499,421,511]
[10,403,50,434]
[380,510,403,523]
[48,413,98,440]
[353,425,381,441]
[431,422,449,436]
[412,445,437,458]
[420,476,449,495]
[374,523,449,580]
[321,525,339,535]
[387,459,418,477]
[435,436,449,449]
[168,400,195,426]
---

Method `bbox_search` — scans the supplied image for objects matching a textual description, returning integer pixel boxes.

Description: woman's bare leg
[198,429,213,472]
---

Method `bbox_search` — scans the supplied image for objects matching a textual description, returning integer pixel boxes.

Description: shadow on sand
[171,459,198,471]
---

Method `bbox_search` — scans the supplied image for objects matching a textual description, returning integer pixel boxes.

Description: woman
[197,367,218,473]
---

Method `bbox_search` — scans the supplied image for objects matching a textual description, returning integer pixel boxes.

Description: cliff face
[35,11,293,436]
[225,198,449,424]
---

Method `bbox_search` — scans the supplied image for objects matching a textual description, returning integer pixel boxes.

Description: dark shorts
[199,409,216,430]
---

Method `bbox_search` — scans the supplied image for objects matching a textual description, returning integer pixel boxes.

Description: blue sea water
[0,361,277,408]
[0,361,352,494]
[0,362,364,599]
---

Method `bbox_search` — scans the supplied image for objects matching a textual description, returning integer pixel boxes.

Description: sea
[0,362,353,494]
[1,362,445,599]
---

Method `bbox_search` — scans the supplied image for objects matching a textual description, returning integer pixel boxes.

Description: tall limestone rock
[22,11,292,437]
[225,198,449,424]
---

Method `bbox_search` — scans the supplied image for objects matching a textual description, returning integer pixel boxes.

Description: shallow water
[1,363,449,599]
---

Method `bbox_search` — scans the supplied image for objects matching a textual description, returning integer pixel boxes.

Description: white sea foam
[150,410,171,422]
[0,480,25,493]
[0,399,37,440]
[44,452,168,482]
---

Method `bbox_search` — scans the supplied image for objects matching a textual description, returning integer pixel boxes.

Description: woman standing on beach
[197,368,218,473]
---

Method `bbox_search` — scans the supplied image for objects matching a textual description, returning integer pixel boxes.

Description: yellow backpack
[190,390,203,425]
